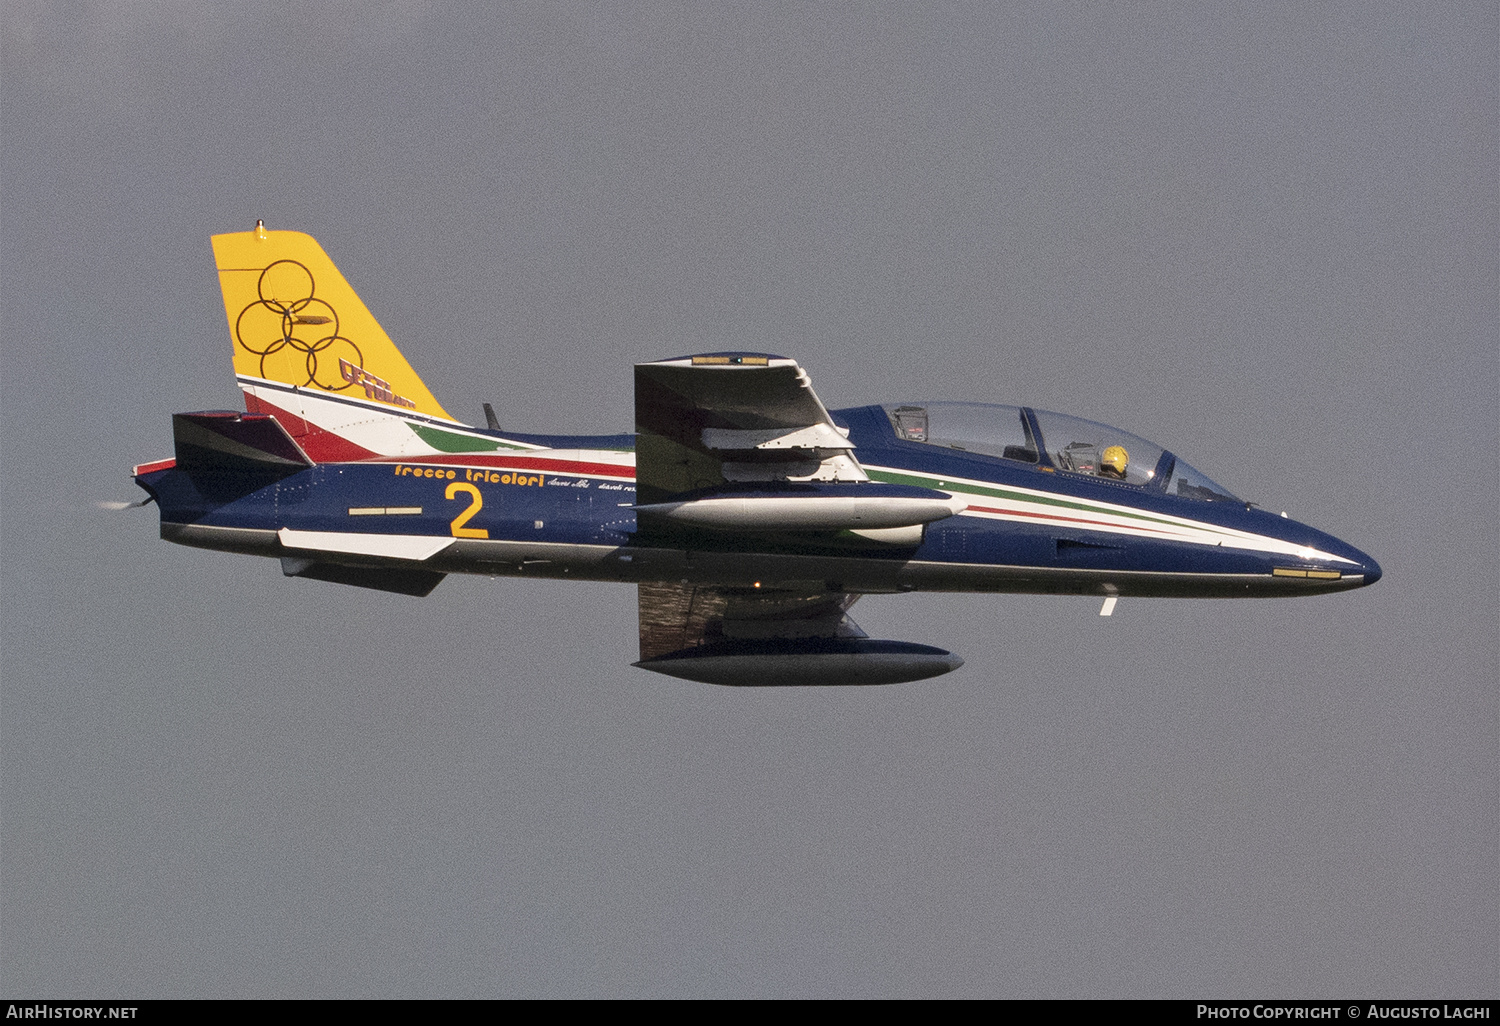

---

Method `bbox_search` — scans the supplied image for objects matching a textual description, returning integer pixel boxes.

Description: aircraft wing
[629,354,965,685]
[634,581,960,686]
[637,581,867,661]
[634,354,866,505]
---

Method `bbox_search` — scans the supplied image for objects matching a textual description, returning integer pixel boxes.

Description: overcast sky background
[3,1,1495,998]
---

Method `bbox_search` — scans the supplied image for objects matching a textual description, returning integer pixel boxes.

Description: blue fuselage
[139,404,1381,600]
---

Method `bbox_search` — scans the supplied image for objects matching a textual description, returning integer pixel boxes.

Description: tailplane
[165,410,313,504]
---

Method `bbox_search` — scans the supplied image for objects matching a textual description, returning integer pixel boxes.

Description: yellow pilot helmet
[1101,445,1129,478]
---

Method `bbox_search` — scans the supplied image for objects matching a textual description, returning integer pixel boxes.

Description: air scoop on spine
[634,481,966,532]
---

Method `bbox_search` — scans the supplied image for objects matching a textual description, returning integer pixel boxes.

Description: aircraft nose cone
[1336,540,1382,587]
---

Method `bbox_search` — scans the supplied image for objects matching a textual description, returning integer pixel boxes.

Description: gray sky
[2,1,1495,998]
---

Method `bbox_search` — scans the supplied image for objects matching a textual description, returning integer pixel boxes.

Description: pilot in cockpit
[1100,445,1129,480]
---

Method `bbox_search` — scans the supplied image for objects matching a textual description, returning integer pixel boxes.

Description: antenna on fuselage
[483,402,500,431]
[1099,584,1119,617]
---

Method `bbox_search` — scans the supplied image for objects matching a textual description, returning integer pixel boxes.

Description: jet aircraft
[131,225,1382,685]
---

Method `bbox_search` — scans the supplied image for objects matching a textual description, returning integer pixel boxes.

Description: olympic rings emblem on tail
[235,260,364,391]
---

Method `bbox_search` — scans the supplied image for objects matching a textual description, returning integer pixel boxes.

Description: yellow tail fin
[211,226,452,421]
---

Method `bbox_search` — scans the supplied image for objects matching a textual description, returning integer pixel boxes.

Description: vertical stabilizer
[211,227,452,422]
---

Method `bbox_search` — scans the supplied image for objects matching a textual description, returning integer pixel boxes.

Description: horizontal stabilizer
[280,557,445,596]
[169,410,314,503]
[174,411,313,474]
[277,529,455,562]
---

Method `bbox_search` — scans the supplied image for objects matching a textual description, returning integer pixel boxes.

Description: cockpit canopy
[883,402,1238,502]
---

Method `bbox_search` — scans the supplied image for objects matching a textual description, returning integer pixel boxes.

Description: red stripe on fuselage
[133,457,176,476]
[241,390,634,476]
[242,393,382,463]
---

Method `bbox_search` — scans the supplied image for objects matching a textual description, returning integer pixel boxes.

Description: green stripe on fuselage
[864,467,1236,538]
[408,423,529,452]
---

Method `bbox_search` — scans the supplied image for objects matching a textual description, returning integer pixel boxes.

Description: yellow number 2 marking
[445,481,489,539]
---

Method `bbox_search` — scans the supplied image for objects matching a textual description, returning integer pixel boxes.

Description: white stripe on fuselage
[237,377,634,480]
[863,464,1358,566]
[239,376,545,457]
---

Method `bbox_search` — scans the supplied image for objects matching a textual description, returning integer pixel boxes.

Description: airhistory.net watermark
[5,1008,137,1019]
